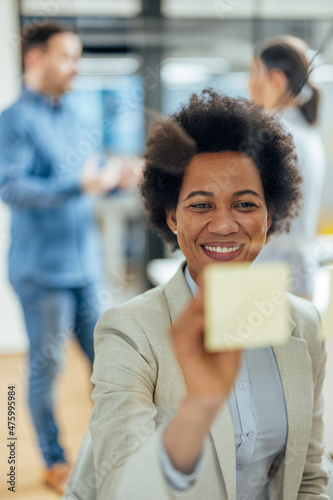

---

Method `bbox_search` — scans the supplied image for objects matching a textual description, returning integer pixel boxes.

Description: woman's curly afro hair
[139,88,302,251]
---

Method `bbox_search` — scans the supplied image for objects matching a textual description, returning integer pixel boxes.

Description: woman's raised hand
[163,282,242,474]
[170,285,242,405]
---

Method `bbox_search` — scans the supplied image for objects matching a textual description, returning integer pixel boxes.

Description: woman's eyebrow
[233,190,263,200]
[183,190,214,202]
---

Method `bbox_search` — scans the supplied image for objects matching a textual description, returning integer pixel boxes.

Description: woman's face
[166,151,272,284]
[249,57,268,105]
[249,57,285,110]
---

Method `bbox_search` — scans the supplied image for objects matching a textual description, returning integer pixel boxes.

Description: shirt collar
[184,264,198,296]
[22,86,63,109]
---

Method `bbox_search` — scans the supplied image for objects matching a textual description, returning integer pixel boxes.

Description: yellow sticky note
[204,262,291,351]
[319,269,333,341]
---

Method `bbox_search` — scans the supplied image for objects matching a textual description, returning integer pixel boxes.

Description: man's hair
[140,88,303,251]
[21,21,77,60]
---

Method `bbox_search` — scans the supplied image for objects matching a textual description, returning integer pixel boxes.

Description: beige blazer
[87,262,329,500]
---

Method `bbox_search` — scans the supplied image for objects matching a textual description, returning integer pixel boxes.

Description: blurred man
[0,21,125,494]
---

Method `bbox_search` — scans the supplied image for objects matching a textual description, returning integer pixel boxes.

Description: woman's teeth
[203,245,242,254]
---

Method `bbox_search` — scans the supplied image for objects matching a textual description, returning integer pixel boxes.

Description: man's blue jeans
[14,279,111,468]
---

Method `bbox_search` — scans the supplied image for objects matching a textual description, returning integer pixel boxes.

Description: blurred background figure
[249,36,326,300]
[0,21,140,495]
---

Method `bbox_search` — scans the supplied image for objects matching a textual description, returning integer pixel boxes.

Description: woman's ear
[269,68,288,93]
[267,210,273,232]
[166,209,177,234]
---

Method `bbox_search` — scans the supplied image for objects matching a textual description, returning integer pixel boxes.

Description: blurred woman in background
[249,35,326,300]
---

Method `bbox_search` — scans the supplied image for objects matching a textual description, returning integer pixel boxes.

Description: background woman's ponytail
[298,82,320,125]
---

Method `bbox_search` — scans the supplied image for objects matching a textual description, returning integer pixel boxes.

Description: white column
[0,0,27,354]
[0,0,21,112]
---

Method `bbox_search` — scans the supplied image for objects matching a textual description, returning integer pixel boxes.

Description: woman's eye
[190,203,211,209]
[235,202,256,210]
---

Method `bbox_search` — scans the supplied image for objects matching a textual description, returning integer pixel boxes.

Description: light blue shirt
[0,87,105,287]
[158,265,288,499]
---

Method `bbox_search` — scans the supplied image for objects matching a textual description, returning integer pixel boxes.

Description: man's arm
[0,110,82,209]
[0,109,123,209]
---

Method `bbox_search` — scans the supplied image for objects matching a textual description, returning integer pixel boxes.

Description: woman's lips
[201,243,244,261]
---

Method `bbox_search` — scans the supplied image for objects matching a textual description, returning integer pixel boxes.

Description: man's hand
[118,157,144,191]
[81,156,143,195]
[80,156,122,195]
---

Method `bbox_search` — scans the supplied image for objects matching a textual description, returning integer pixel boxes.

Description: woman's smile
[200,242,245,261]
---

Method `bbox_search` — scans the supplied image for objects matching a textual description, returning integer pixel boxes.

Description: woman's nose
[207,207,239,235]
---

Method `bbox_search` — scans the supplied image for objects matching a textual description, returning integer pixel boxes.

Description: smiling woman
[64,89,333,500]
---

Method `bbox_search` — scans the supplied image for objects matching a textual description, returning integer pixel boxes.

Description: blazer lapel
[272,319,314,499]
[163,260,192,321]
[164,262,237,499]
[210,405,237,500]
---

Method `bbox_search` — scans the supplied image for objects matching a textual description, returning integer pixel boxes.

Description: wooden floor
[0,339,93,500]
